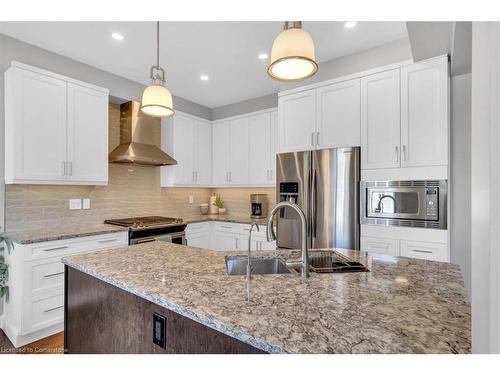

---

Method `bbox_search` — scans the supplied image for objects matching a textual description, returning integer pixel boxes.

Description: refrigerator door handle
[311,168,317,238]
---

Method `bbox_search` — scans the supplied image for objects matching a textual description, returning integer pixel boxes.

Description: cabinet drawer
[400,240,448,262]
[361,236,400,256]
[213,222,241,233]
[22,292,64,334]
[185,222,211,234]
[24,258,65,297]
[23,231,128,261]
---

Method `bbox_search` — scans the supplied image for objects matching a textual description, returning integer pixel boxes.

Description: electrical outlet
[82,198,91,209]
[188,196,194,204]
[69,199,82,210]
[153,313,166,349]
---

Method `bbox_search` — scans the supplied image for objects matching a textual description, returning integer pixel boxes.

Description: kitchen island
[62,242,470,354]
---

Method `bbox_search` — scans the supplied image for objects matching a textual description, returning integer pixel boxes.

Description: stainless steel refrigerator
[275,147,360,250]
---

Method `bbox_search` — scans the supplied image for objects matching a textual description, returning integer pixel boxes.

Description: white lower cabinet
[360,225,449,262]
[400,240,448,262]
[360,236,400,257]
[3,231,128,347]
[185,222,276,252]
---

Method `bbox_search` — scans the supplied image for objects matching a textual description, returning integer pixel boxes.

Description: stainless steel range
[104,216,186,245]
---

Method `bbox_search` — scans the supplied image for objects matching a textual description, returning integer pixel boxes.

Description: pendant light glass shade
[141,84,174,117]
[268,21,318,82]
[141,21,175,117]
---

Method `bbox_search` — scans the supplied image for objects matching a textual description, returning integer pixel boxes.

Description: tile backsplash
[5,103,276,231]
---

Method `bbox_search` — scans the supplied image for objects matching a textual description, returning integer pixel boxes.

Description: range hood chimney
[109,101,177,166]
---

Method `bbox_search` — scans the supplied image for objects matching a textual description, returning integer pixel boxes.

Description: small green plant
[212,194,224,209]
[0,237,8,299]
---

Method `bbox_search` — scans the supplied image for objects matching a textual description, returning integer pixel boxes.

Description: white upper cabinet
[228,117,249,185]
[278,90,316,152]
[316,79,361,149]
[248,112,273,185]
[401,57,448,167]
[4,62,109,185]
[66,83,108,184]
[193,119,212,185]
[361,69,401,170]
[160,112,212,186]
[212,121,231,185]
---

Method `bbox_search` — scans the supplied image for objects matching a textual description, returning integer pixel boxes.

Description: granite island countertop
[62,242,471,354]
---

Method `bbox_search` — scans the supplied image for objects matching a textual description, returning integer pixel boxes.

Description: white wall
[470,21,500,354]
[450,73,471,298]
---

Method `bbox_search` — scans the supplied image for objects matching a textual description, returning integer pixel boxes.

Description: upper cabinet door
[248,113,272,185]
[172,114,195,184]
[193,119,212,185]
[269,110,278,183]
[316,79,361,149]
[229,117,249,184]
[401,57,448,167]
[212,121,231,185]
[361,69,401,170]
[278,90,316,152]
[7,68,68,182]
[66,83,109,184]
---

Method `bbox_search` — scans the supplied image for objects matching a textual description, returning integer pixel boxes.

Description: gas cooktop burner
[104,216,183,229]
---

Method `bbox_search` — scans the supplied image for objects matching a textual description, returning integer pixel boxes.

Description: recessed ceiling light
[111,32,124,41]
[344,21,357,29]
[258,53,268,60]
[200,75,209,81]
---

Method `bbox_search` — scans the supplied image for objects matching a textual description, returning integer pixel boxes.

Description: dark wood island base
[64,266,265,354]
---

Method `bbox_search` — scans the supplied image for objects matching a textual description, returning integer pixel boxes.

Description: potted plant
[0,236,8,300]
[213,194,226,214]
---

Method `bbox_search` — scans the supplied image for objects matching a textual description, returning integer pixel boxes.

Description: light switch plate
[69,199,82,210]
[82,198,91,210]
[188,196,194,204]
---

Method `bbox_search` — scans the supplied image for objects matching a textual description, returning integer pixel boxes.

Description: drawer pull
[411,249,433,254]
[367,243,389,249]
[44,305,63,313]
[43,246,68,252]
[98,238,118,244]
[44,271,64,278]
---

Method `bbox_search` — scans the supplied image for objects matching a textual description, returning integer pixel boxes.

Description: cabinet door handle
[192,171,195,182]
[411,248,433,254]
[311,132,314,146]
[44,271,64,278]
[316,132,320,146]
[402,145,407,161]
[44,305,64,313]
[61,161,66,176]
[229,171,232,182]
[43,246,68,252]
[395,146,399,162]
[68,162,73,176]
[195,171,198,182]
[235,237,239,249]
[98,238,118,244]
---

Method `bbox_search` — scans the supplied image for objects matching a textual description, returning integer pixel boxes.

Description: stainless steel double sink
[225,250,369,275]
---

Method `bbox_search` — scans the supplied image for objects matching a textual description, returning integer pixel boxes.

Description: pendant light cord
[156,21,160,68]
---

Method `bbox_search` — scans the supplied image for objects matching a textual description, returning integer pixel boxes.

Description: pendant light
[268,21,318,82]
[141,21,174,117]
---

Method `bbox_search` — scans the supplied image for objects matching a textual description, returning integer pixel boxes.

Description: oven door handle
[134,237,156,244]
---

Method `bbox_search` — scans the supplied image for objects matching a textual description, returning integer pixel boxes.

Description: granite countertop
[184,213,269,226]
[5,214,268,244]
[5,223,129,244]
[62,242,471,354]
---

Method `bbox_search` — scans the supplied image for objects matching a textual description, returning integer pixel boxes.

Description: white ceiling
[0,21,408,108]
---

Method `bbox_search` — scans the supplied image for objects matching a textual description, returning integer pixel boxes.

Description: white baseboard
[3,321,63,348]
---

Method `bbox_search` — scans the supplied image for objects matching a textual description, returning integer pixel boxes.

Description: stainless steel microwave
[360,180,447,229]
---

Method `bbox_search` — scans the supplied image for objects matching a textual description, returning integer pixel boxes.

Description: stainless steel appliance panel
[276,151,311,249]
[311,148,360,250]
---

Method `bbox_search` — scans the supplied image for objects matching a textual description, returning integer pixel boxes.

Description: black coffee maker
[250,194,268,218]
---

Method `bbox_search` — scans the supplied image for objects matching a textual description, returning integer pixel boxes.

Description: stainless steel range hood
[109,101,177,166]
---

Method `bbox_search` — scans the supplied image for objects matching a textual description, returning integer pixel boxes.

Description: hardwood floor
[0,330,64,354]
